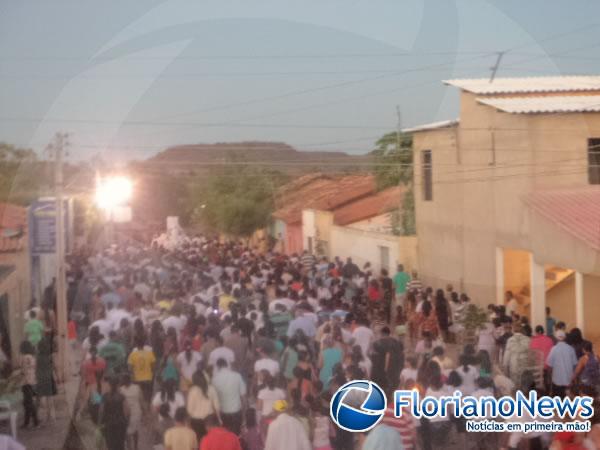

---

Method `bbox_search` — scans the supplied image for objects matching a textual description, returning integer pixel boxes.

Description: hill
[140,141,372,175]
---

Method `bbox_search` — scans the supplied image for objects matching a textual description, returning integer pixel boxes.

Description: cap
[273,400,288,412]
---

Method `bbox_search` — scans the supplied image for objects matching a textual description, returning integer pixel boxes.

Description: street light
[95,176,133,244]
[95,176,133,211]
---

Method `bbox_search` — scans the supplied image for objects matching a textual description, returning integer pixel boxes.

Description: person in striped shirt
[381,387,417,450]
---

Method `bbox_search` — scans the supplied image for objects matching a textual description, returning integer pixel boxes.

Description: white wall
[330,225,400,274]
[302,209,316,252]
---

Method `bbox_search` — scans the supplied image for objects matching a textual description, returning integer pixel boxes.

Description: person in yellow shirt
[164,407,198,450]
[218,286,236,313]
[128,338,156,405]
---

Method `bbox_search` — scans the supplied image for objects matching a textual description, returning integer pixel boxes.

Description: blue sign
[28,199,71,255]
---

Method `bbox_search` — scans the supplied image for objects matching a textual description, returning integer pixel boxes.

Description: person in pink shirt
[530,325,554,390]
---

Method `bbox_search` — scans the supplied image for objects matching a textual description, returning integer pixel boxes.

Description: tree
[196,166,286,237]
[0,142,47,205]
[371,132,415,236]
[371,132,413,190]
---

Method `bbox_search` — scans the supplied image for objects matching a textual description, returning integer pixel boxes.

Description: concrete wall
[413,90,600,305]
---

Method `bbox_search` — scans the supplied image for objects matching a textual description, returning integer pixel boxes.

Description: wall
[413,89,600,305]
[546,274,576,331]
[302,209,334,257]
[0,249,31,361]
[329,225,417,275]
[286,223,303,255]
[349,213,393,233]
[583,274,600,343]
[503,249,531,295]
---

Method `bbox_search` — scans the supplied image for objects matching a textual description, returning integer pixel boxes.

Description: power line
[0,50,501,62]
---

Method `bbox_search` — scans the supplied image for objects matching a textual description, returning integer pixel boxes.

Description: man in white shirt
[352,318,374,357]
[254,346,280,377]
[208,338,236,369]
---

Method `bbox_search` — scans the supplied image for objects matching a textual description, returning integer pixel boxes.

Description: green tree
[371,131,413,190]
[196,166,286,237]
[371,132,415,236]
[0,142,47,205]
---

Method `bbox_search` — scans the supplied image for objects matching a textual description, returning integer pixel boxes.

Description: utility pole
[53,132,69,384]
[395,105,402,151]
[489,51,505,83]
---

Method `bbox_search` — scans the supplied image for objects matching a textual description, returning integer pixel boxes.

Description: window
[589,138,600,185]
[422,150,433,200]
[379,246,390,273]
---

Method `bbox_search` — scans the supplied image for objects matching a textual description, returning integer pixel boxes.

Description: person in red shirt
[530,325,554,391]
[200,415,242,450]
[79,347,106,422]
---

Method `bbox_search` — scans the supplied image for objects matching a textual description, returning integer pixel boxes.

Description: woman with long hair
[152,379,185,421]
[186,370,220,440]
[418,299,439,339]
[434,289,450,342]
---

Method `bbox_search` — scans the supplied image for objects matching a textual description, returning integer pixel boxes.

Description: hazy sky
[1,0,600,161]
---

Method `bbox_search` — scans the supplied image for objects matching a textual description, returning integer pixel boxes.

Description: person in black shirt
[370,326,404,393]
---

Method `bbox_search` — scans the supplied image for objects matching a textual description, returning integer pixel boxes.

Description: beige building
[410,76,600,341]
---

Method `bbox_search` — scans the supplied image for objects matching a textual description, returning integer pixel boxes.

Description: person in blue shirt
[546,330,578,398]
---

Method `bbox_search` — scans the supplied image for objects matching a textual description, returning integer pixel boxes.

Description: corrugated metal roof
[403,119,459,133]
[476,95,600,114]
[525,186,600,251]
[444,76,600,95]
[334,186,404,226]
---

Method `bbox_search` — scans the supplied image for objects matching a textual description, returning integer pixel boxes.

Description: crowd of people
[15,236,600,450]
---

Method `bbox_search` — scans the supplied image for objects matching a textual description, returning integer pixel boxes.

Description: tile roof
[273,174,376,224]
[0,203,27,253]
[476,95,600,114]
[525,186,600,251]
[333,186,404,226]
[403,119,459,133]
[444,76,600,95]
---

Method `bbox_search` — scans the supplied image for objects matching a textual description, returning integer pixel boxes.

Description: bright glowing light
[95,176,133,210]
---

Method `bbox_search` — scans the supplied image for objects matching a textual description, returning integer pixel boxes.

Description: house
[0,203,31,363]
[302,185,418,275]
[410,75,600,340]
[272,174,376,255]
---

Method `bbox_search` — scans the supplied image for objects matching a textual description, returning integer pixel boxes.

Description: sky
[1,0,600,162]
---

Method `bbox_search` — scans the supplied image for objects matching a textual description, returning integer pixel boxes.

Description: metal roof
[403,119,459,133]
[476,95,600,114]
[444,76,600,95]
[525,186,600,251]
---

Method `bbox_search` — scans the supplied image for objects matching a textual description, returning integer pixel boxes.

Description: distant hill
[142,141,372,175]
